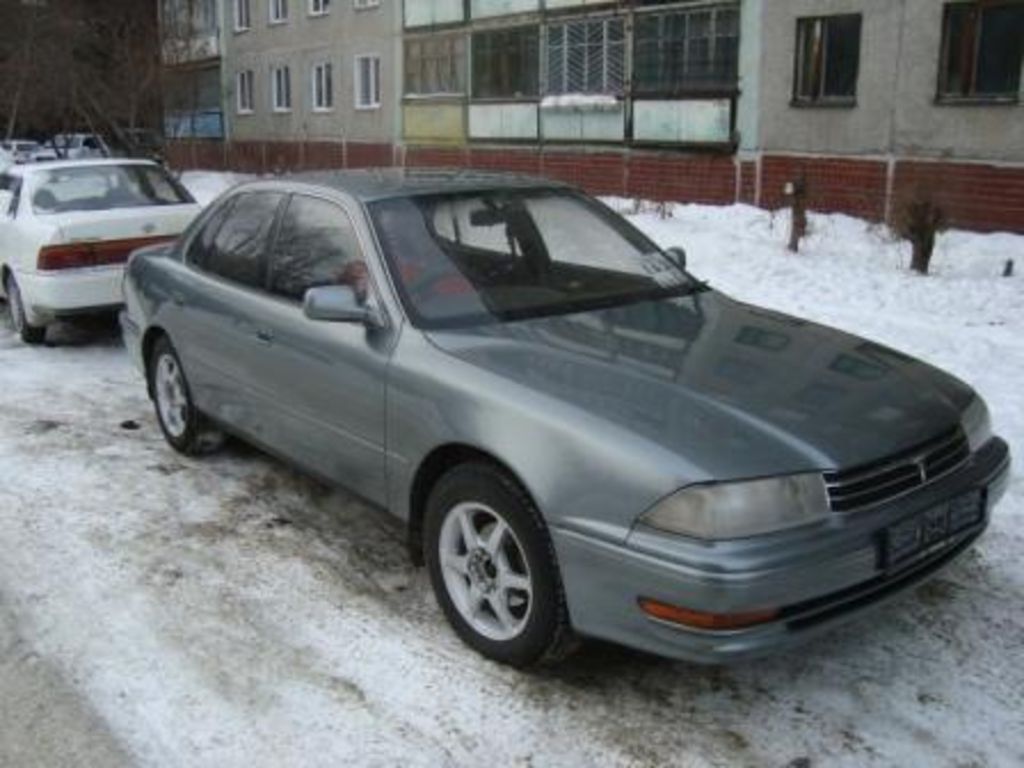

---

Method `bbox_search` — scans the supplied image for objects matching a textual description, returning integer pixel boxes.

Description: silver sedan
[121,170,1010,667]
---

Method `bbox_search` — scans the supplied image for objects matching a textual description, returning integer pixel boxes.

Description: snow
[178,170,251,207]
[540,94,621,110]
[0,178,1021,767]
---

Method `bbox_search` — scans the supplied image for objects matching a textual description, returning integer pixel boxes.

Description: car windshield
[31,165,193,214]
[370,189,700,328]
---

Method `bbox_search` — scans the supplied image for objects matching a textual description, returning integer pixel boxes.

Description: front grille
[824,426,971,512]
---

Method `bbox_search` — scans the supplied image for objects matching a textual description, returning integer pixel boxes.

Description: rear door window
[202,192,285,289]
[268,195,366,302]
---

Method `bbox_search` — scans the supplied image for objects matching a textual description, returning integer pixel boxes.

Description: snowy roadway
[0,182,1021,767]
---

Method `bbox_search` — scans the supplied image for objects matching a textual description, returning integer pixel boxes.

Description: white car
[0,159,201,343]
[52,133,110,160]
[1,139,42,164]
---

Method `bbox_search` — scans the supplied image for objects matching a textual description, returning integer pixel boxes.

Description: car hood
[425,291,974,480]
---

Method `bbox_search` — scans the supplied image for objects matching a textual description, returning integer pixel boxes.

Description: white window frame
[237,70,255,114]
[354,0,380,9]
[270,0,289,24]
[310,0,330,16]
[311,61,334,111]
[354,54,382,109]
[234,0,251,32]
[272,65,292,112]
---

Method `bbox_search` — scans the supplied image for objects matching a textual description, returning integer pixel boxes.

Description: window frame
[266,193,370,305]
[192,192,288,293]
[269,0,289,24]
[272,65,293,113]
[631,5,741,98]
[354,0,379,9]
[471,25,541,101]
[237,70,255,114]
[311,61,335,112]
[355,54,382,109]
[937,0,1024,104]
[791,14,863,107]
[234,0,251,32]
[404,33,467,97]
[309,0,330,17]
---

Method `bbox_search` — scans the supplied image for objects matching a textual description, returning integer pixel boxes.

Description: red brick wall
[469,148,542,175]
[543,152,626,196]
[405,146,468,167]
[347,142,396,168]
[165,139,1023,234]
[761,155,889,221]
[626,154,736,205]
[893,161,1024,234]
[739,160,757,205]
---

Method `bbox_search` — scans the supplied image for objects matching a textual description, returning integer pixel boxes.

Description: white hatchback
[0,159,201,343]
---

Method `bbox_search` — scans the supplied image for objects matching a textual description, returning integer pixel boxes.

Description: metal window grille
[545,17,625,95]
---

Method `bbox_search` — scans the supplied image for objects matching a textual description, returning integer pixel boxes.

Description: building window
[234,0,251,31]
[270,0,288,24]
[312,62,334,111]
[939,1,1024,101]
[793,15,862,105]
[272,66,292,111]
[405,35,466,95]
[355,54,382,109]
[545,17,625,96]
[310,0,330,15]
[633,6,739,95]
[237,70,255,113]
[472,27,540,99]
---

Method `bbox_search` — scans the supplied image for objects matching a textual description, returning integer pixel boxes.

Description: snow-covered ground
[0,176,1022,767]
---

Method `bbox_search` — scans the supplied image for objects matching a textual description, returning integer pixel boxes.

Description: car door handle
[170,291,185,307]
[255,328,274,344]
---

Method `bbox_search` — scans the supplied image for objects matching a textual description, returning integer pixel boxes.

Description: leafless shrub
[895,191,946,275]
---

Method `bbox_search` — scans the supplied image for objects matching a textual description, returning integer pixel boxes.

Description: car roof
[5,158,159,177]
[242,167,571,203]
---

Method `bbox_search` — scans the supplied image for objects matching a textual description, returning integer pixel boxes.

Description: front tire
[424,462,576,668]
[148,336,222,455]
[5,274,45,345]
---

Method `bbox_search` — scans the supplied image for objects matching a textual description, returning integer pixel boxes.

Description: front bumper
[553,437,1010,663]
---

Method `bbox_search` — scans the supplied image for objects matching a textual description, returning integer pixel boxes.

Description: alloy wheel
[438,501,534,642]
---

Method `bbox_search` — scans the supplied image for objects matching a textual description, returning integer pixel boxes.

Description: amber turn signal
[638,598,779,631]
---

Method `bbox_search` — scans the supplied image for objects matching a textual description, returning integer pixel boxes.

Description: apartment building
[225,0,399,168]
[160,0,226,139]
[163,1,1023,232]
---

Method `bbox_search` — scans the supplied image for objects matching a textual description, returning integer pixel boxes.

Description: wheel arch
[406,443,539,566]
[141,325,169,398]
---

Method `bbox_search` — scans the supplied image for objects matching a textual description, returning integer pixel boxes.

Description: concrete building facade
[160,0,227,139]
[163,0,1024,233]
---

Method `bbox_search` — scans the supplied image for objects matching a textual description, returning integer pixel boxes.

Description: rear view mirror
[665,246,687,271]
[303,285,384,328]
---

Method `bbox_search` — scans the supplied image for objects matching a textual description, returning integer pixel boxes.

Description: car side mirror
[665,246,687,271]
[303,285,383,328]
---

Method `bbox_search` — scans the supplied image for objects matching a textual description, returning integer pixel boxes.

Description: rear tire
[148,336,223,455]
[424,462,577,668]
[5,274,45,345]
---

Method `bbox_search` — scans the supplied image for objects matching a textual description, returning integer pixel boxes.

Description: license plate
[885,490,983,569]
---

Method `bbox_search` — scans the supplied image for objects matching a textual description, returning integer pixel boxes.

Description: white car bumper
[17,266,124,324]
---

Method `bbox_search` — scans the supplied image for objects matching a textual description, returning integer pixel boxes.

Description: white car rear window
[31,165,193,214]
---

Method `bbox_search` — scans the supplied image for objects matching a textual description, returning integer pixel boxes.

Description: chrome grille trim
[824,427,971,512]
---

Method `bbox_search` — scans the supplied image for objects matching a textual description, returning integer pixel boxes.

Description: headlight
[640,474,830,540]
[961,396,993,452]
